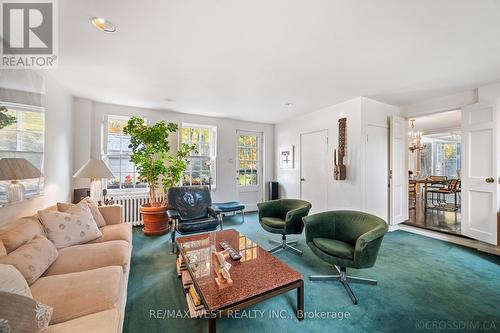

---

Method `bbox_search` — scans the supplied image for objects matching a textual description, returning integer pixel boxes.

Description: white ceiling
[49,0,500,123]
[411,110,461,134]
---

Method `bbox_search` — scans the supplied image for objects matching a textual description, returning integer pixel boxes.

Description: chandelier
[408,119,426,152]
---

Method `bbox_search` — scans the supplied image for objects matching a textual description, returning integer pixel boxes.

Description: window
[102,115,146,191]
[420,136,461,178]
[181,124,217,187]
[237,132,260,187]
[0,102,45,201]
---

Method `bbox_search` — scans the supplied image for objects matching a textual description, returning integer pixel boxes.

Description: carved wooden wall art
[334,117,347,180]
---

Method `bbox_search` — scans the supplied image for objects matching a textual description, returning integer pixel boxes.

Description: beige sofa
[0,204,132,333]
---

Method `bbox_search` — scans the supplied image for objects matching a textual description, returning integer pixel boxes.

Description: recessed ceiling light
[284,103,294,108]
[91,17,116,32]
[163,98,174,102]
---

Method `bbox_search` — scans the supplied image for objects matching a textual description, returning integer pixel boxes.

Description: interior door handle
[300,178,305,181]
[485,177,494,183]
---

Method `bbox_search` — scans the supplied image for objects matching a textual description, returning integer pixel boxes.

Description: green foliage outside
[0,105,16,129]
[123,116,195,206]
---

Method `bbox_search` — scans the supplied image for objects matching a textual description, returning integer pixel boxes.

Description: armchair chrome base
[268,235,303,255]
[309,266,377,305]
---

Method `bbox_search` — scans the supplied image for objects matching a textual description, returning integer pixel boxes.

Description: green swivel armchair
[304,210,388,304]
[257,199,312,255]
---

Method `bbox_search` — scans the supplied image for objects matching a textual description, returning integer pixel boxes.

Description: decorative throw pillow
[0,291,52,333]
[0,264,32,297]
[0,216,45,253]
[57,197,107,227]
[38,204,102,248]
[0,236,58,285]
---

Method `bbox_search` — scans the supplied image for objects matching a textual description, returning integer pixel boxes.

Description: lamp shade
[0,158,42,181]
[73,159,114,179]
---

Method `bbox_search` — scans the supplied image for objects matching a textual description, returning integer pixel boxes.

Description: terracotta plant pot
[140,203,169,236]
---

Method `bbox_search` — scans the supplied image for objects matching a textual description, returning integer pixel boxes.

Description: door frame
[396,108,464,227]
[299,129,329,204]
[235,130,264,194]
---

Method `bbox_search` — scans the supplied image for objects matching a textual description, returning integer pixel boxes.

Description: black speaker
[268,181,279,200]
[73,188,90,203]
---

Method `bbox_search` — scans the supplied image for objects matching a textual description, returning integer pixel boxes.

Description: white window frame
[180,123,217,189]
[236,130,262,192]
[102,114,147,193]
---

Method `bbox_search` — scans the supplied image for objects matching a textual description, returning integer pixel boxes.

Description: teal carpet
[123,213,500,333]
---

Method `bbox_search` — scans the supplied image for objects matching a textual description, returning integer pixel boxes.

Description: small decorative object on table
[334,117,347,180]
[219,241,242,260]
[212,250,233,288]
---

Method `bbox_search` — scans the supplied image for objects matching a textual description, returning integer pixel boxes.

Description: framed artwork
[279,146,294,169]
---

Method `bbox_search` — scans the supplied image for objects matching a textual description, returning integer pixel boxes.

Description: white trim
[393,224,500,256]
[236,130,263,191]
[1,101,45,113]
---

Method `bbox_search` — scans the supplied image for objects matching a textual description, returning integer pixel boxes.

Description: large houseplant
[124,117,194,236]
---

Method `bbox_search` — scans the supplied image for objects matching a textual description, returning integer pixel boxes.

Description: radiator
[111,192,164,226]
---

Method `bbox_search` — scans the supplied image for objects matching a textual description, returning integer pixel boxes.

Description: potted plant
[123,117,194,236]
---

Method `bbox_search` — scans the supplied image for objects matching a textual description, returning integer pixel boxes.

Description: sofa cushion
[0,239,6,257]
[89,223,132,244]
[0,215,44,253]
[44,240,130,276]
[31,266,123,324]
[0,291,53,333]
[261,217,286,229]
[45,309,120,333]
[0,263,32,297]
[58,197,106,228]
[0,235,58,285]
[312,238,354,260]
[38,205,102,248]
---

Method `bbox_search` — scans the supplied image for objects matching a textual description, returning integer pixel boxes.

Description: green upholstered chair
[304,210,388,304]
[257,199,312,255]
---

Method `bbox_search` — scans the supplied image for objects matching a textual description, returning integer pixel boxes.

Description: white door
[300,130,328,213]
[236,131,264,207]
[365,125,389,222]
[389,115,408,225]
[461,101,499,245]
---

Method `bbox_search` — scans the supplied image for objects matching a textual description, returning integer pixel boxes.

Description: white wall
[72,99,275,210]
[0,74,73,225]
[400,90,478,118]
[275,97,398,221]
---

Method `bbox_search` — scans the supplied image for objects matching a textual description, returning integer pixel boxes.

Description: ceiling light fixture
[284,103,294,108]
[91,17,116,32]
[163,98,174,102]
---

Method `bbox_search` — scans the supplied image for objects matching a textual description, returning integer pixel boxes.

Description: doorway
[236,130,264,207]
[300,130,328,213]
[403,110,462,235]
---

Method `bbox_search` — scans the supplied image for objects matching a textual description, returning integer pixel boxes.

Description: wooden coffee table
[176,229,304,333]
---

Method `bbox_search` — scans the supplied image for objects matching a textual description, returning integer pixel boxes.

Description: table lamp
[73,158,114,203]
[0,158,42,203]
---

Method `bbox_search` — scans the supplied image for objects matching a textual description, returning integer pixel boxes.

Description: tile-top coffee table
[176,229,304,333]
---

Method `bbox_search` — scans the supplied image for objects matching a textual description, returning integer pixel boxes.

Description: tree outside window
[181,124,217,187]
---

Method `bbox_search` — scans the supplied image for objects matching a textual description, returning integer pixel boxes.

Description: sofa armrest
[98,205,123,225]
[167,209,181,220]
[285,206,310,234]
[208,206,221,217]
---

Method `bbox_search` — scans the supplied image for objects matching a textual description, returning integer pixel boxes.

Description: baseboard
[395,224,500,256]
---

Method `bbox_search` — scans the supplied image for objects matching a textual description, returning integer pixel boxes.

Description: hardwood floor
[404,199,462,236]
